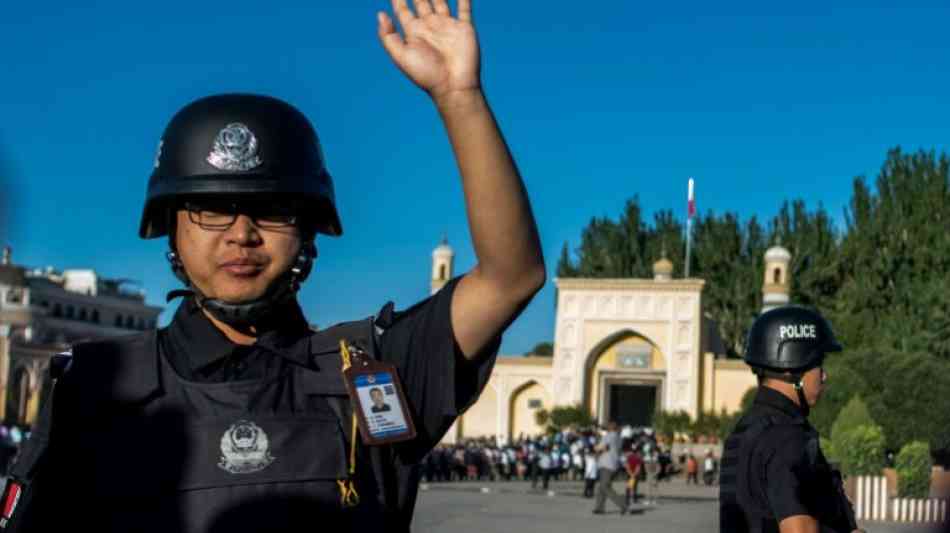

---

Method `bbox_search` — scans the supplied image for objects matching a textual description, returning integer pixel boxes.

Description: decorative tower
[653,248,674,282]
[431,236,454,295]
[762,244,791,312]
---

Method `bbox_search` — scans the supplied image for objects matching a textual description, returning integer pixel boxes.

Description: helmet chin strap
[792,380,810,417]
[165,242,316,330]
[755,368,811,416]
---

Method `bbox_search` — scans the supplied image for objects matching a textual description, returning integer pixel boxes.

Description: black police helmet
[140,93,342,239]
[744,305,842,372]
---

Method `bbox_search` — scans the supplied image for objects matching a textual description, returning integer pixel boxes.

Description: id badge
[341,343,417,446]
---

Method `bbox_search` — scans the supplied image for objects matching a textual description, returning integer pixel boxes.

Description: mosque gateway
[439,242,793,443]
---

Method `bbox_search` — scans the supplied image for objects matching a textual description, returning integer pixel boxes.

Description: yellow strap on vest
[337,341,361,508]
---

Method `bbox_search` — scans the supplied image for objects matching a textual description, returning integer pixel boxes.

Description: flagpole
[685,178,694,278]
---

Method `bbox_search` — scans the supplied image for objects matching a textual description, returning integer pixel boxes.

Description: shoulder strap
[0,349,72,531]
[308,299,393,356]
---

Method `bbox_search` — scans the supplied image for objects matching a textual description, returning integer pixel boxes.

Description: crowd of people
[422,425,720,506]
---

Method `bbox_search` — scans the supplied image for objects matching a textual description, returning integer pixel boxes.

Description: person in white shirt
[703,449,717,486]
[583,448,598,498]
[592,422,629,515]
[572,449,584,481]
[535,447,553,490]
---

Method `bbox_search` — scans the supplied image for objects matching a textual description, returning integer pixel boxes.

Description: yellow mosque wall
[459,382,498,438]
[510,381,551,440]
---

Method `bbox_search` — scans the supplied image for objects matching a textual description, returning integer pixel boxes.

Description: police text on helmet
[779,324,817,341]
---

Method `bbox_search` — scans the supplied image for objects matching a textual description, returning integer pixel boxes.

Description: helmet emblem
[207,122,263,171]
[218,420,275,474]
[153,139,164,169]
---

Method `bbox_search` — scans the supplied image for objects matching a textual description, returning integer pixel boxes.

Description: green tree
[692,213,767,356]
[653,410,691,442]
[534,408,550,429]
[557,198,685,280]
[810,361,870,438]
[895,441,933,498]
[836,425,887,477]
[769,200,842,311]
[556,242,578,277]
[830,396,876,443]
[526,342,553,356]
[537,404,595,433]
[833,149,950,356]
[857,351,950,452]
[690,411,725,441]
[821,437,838,465]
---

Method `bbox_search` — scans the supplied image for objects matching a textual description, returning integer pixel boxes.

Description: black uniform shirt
[161,275,499,455]
[162,296,312,382]
[746,387,818,523]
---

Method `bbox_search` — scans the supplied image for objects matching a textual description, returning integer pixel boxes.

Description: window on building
[41,300,49,308]
[439,264,446,281]
[65,305,74,319]
[5,288,24,304]
[773,268,782,284]
[53,303,62,317]
[91,310,100,324]
[528,399,543,409]
[78,308,88,321]
[137,318,145,330]
[115,314,123,327]
[125,316,135,329]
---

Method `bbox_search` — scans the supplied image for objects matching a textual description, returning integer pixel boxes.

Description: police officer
[720,306,863,533]
[1,1,544,531]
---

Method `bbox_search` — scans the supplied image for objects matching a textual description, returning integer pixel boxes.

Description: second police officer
[1,1,545,531]
[720,306,863,533]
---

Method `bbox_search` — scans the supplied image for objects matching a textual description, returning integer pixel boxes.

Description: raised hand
[377,0,480,101]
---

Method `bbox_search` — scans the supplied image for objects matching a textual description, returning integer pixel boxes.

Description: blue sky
[2,1,949,355]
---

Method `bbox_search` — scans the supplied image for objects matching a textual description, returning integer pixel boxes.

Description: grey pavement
[413,479,940,533]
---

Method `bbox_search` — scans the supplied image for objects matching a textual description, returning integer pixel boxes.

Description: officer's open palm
[378,0,480,100]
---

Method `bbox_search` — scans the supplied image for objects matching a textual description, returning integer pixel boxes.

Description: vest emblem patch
[218,420,275,474]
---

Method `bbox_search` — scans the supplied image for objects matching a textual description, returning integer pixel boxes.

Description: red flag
[687,178,696,219]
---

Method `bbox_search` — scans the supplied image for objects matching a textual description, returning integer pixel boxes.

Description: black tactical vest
[3,317,415,533]
[719,412,856,533]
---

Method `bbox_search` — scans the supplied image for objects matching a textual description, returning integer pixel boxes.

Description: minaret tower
[431,236,455,295]
[762,243,792,312]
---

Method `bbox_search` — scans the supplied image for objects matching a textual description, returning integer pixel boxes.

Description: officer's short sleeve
[762,430,813,522]
[378,276,499,460]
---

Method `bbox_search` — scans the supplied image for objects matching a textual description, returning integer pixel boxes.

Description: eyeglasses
[184,201,298,231]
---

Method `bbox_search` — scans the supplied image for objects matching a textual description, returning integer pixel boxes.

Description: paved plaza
[414,479,941,533]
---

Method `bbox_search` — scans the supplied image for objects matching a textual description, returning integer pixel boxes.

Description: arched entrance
[583,330,666,427]
[508,380,550,440]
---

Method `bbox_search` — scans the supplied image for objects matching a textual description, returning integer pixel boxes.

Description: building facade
[0,247,162,426]
[442,244,794,444]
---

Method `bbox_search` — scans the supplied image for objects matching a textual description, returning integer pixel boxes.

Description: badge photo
[340,341,416,446]
[354,372,411,440]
